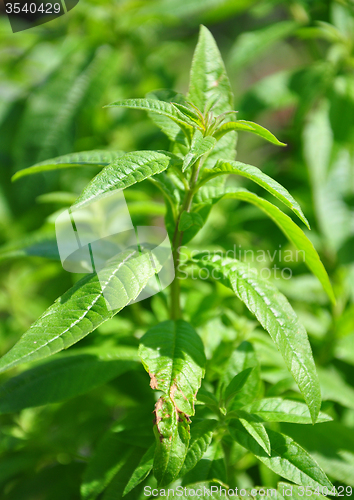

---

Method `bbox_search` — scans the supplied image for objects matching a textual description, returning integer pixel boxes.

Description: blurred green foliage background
[0,0,354,498]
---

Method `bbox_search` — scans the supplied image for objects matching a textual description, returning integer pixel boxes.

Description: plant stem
[169,157,204,320]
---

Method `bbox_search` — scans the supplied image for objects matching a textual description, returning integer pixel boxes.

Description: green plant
[0,25,341,497]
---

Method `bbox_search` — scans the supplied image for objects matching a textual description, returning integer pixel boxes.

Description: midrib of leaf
[187,25,236,167]
[167,321,178,396]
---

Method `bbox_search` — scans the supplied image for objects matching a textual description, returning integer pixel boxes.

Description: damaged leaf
[139,320,206,486]
[152,396,190,486]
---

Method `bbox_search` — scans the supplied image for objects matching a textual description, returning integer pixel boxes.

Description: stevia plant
[0,26,338,497]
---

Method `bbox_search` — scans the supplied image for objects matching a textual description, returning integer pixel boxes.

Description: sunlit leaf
[188,25,236,167]
[73,150,180,208]
[0,248,163,374]
[194,255,321,423]
[183,130,216,172]
[104,98,194,140]
[199,160,309,228]
[12,150,123,181]
[241,398,332,424]
[214,120,286,146]
[239,417,271,456]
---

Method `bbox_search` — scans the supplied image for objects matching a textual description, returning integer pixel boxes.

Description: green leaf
[280,421,354,486]
[138,0,257,24]
[104,98,194,139]
[188,25,236,166]
[172,103,204,128]
[0,248,163,374]
[199,160,309,228]
[178,419,218,477]
[218,341,261,409]
[152,396,190,487]
[0,228,59,262]
[149,171,181,217]
[12,150,124,181]
[242,398,332,424]
[194,256,321,423]
[139,320,206,417]
[15,47,117,168]
[239,417,271,456]
[123,445,155,496]
[196,388,220,411]
[83,448,130,500]
[318,366,354,410]
[81,413,153,500]
[181,440,227,486]
[180,204,213,245]
[101,453,146,500]
[229,420,333,489]
[0,345,139,413]
[146,89,191,144]
[139,320,206,486]
[304,101,353,251]
[214,120,286,146]
[73,150,179,208]
[188,26,234,116]
[229,21,299,70]
[196,187,335,304]
[0,454,35,490]
[36,191,78,205]
[179,211,204,232]
[182,130,216,172]
[224,367,253,404]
